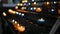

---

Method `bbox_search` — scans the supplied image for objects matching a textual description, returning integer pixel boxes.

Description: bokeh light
[37,18,45,24]
[58,9,60,14]
[3,12,7,16]
[36,8,42,12]
[8,9,16,14]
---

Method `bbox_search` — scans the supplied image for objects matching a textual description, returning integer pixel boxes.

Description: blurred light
[36,8,42,12]
[24,3,27,6]
[22,0,28,3]
[16,12,19,14]
[21,7,24,10]
[54,1,57,4]
[58,9,60,14]
[21,7,26,10]
[22,13,24,16]
[47,2,50,5]
[8,9,16,14]
[14,21,18,24]
[34,2,37,5]
[24,7,27,9]
[32,0,34,2]
[17,3,23,6]
[15,6,18,9]
[34,7,36,10]
[38,18,45,22]
[17,26,25,32]
[51,9,54,12]
[3,12,7,16]
[37,18,45,24]
[30,7,36,10]
[17,3,20,6]
[8,9,13,12]
[19,13,22,15]
[28,3,31,5]
[30,8,33,10]
[11,19,15,23]
[17,24,20,26]
[45,2,50,5]
[20,3,23,6]
[50,9,56,14]
[13,21,25,32]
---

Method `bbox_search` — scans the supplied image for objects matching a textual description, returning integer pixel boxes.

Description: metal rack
[49,18,60,34]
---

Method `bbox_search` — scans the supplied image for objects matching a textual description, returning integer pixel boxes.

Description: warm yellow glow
[8,9,13,12]
[15,6,18,9]
[17,3,20,6]
[13,21,19,30]
[17,26,25,32]
[36,8,42,12]
[34,2,37,5]
[13,22,25,32]
[8,9,16,14]
[17,3,23,6]
[3,12,7,16]
[45,2,50,5]
[14,21,18,24]
[22,0,28,3]
[21,7,24,10]
[58,9,60,14]
[33,2,37,6]
[13,20,25,32]
[17,9,28,13]
[17,24,20,26]
[47,2,50,5]
[20,3,23,6]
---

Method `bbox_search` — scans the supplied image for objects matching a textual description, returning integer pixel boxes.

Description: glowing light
[36,8,42,12]
[22,0,28,3]
[17,3,23,6]
[24,7,26,9]
[37,18,45,24]
[22,13,24,16]
[51,9,54,11]
[24,3,27,6]
[11,19,15,22]
[34,2,37,5]
[19,13,22,15]
[8,9,16,14]
[21,7,26,10]
[30,7,36,10]
[14,22,25,32]
[3,12,7,16]
[17,3,20,6]
[17,26,25,32]
[15,6,18,9]
[34,7,36,10]
[32,0,34,2]
[28,3,31,5]
[58,9,60,14]
[45,2,50,5]
[17,24,20,26]
[30,8,33,10]
[14,21,18,24]
[54,1,57,4]
[16,12,19,14]
[38,18,45,22]
[8,9,13,12]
